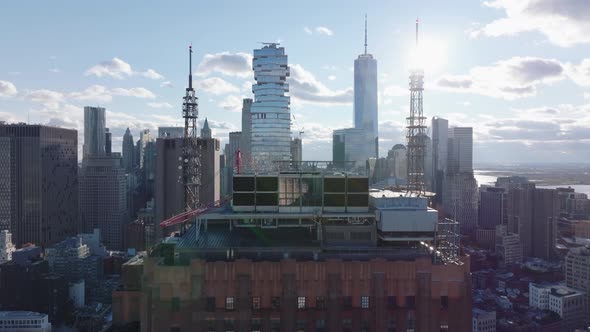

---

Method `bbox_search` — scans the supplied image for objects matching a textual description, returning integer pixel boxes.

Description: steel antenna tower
[181,45,201,215]
[406,18,426,195]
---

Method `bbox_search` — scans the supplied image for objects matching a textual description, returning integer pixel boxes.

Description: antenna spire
[188,45,193,90]
[415,17,419,47]
[364,14,368,54]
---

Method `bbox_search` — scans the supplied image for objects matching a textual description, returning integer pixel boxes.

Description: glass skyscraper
[353,49,378,159]
[83,106,106,159]
[250,43,291,170]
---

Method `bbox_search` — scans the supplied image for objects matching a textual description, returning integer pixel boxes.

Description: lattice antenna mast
[406,18,426,195]
[182,45,201,212]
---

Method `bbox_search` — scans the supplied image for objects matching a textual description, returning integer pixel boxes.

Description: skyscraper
[198,137,220,206]
[531,189,558,260]
[290,137,302,163]
[332,128,366,170]
[432,117,448,204]
[83,106,106,159]
[0,124,78,247]
[79,154,127,250]
[138,129,152,169]
[122,128,135,173]
[447,127,473,174]
[479,187,505,230]
[105,128,112,154]
[250,43,291,170]
[565,246,590,327]
[201,118,211,139]
[240,98,253,167]
[155,138,184,239]
[157,127,184,139]
[354,16,378,159]
[444,127,478,235]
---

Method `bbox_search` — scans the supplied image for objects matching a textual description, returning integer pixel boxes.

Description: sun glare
[407,36,449,75]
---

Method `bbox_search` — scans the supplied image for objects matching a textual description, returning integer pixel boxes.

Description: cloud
[328,75,336,81]
[85,58,133,79]
[196,77,240,95]
[147,102,173,109]
[142,69,164,80]
[218,95,244,112]
[289,64,353,105]
[160,81,174,88]
[304,26,334,36]
[315,26,334,36]
[196,52,252,78]
[566,59,590,87]
[473,0,590,47]
[111,87,156,99]
[26,89,65,109]
[49,68,60,73]
[434,56,565,99]
[0,80,17,98]
[85,58,164,80]
[69,85,113,103]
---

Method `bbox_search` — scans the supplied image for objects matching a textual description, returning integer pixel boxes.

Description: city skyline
[1,1,590,164]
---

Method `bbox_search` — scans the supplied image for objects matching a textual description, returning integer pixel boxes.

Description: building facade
[472,308,495,332]
[250,44,291,170]
[0,311,51,332]
[79,153,127,250]
[240,98,253,168]
[0,124,78,247]
[431,117,448,205]
[353,49,378,160]
[290,137,302,163]
[565,246,590,327]
[83,106,106,159]
[332,128,370,171]
[122,128,135,173]
[158,127,184,139]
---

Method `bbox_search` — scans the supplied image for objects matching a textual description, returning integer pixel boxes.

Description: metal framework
[182,46,201,214]
[434,218,461,265]
[406,19,426,195]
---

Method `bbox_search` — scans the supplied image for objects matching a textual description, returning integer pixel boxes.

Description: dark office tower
[134,138,141,169]
[0,124,78,247]
[142,141,156,198]
[431,117,448,205]
[155,138,184,239]
[479,187,505,229]
[122,128,135,173]
[201,118,211,139]
[532,189,558,260]
[79,153,127,250]
[506,184,535,257]
[83,106,106,159]
[105,128,112,154]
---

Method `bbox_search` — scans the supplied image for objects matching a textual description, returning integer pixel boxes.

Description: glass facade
[251,44,291,170]
[83,106,106,159]
[332,128,368,171]
[354,54,378,159]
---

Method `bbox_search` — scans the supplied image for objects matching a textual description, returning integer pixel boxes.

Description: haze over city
[2,0,590,164]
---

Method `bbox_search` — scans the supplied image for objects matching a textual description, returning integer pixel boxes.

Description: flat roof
[0,311,48,318]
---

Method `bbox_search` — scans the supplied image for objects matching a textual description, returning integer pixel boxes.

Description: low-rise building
[472,308,495,332]
[529,283,586,332]
[0,311,51,332]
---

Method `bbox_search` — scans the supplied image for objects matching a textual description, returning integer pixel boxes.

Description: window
[405,296,415,309]
[388,296,398,309]
[440,296,449,309]
[297,296,306,309]
[271,297,281,310]
[225,297,235,311]
[343,296,353,308]
[316,296,326,309]
[361,296,370,309]
[206,297,216,312]
[252,296,261,310]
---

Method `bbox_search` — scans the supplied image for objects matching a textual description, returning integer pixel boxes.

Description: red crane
[159,197,230,228]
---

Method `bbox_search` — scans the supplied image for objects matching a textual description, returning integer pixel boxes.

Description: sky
[1,0,590,164]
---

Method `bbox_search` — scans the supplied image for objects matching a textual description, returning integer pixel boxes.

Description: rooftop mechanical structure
[406,19,426,195]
